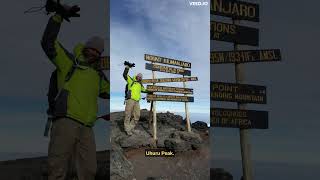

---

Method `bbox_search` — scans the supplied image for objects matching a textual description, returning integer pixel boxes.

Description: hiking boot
[132,129,142,135]
[126,130,133,136]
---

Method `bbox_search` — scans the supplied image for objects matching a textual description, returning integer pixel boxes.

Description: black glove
[46,0,80,22]
[56,4,80,22]
[124,61,135,68]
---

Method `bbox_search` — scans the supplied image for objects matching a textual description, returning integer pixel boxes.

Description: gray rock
[164,131,203,151]
[192,121,209,131]
[112,110,204,152]
[164,138,191,152]
[110,143,133,180]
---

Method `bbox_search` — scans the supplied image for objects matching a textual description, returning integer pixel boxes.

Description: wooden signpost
[145,54,196,139]
[211,0,259,22]
[145,54,191,68]
[211,21,259,46]
[211,49,282,64]
[142,77,198,84]
[145,63,191,76]
[147,94,194,102]
[211,108,268,129]
[210,0,281,179]
[211,81,267,104]
[147,85,193,94]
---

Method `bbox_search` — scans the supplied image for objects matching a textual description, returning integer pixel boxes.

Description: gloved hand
[124,61,135,68]
[45,0,80,22]
[56,4,80,22]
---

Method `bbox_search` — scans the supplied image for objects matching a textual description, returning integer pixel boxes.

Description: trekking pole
[43,114,54,137]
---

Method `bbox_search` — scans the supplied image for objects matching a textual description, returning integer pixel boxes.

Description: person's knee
[48,155,69,178]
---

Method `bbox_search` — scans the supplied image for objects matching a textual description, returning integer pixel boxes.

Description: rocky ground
[110,109,211,180]
[0,151,109,180]
[0,110,234,180]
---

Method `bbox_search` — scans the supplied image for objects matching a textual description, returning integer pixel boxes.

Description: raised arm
[40,14,73,74]
[41,14,63,60]
[123,66,130,80]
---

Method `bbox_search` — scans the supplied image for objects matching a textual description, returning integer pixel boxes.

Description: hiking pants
[48,117,96,180]
[124,99,140,133]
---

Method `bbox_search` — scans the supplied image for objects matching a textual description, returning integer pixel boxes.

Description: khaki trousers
[48,117,96,180]
[124,99,140,133]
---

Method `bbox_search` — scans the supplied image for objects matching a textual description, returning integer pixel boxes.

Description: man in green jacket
[123,63,150,135]
[41,11,109,180]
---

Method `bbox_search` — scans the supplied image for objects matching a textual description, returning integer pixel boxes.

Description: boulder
[164,131,203,151]
[192,121,209,131]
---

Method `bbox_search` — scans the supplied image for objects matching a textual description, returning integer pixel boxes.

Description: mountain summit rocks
[110,110,209,180]
[111,109,207,150]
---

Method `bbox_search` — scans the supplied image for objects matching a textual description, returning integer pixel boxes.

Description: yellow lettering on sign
[213,21,236,35]
[212,0,256,19]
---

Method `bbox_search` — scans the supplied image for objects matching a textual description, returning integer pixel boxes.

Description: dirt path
[125,135,210,180]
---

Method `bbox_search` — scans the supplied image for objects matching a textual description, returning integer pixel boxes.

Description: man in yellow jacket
[41,5,109,180]
[123,62,150,135]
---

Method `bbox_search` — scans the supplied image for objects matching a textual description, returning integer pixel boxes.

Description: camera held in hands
[124,61,135,68]
[45,0,80,22]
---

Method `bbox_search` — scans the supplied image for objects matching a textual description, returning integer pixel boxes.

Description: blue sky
[110,0,210,124]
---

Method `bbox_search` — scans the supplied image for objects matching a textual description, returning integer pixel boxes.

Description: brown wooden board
[142,77,198,84]
[100,56,110,70]
[211,108,268,129]
[211,0,259,22]
[147,85,193,94]
[211,49,281,64]
[211,81,266,104]
[147,94,194,102]
[145,63,191,76]
[144,54,191,68]
[211,21,259,46]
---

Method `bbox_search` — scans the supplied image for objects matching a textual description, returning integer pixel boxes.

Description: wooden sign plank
[211,0,259,22]
[211,21,259,46]
[145,63,191,76]
[211,108,268,129]
[142,77,198,84]
[211,49,281,64]
[145,54,191,68]
[147,94,194,102]
[211,81,266,104]
[147,85,193,94]
[100,56,110,70]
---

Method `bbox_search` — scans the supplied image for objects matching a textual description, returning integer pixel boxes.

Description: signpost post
[183,75,192,132]
[152,62,157,142]
[234,18,253,180]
